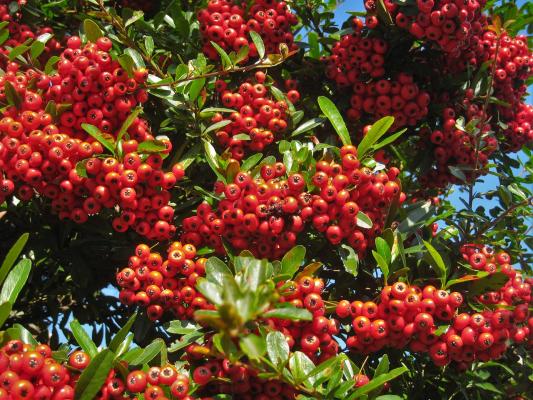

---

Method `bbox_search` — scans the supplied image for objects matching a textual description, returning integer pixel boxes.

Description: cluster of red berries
[198,0,298,63]
[325,19,430,130]
[471,30,532,151]
[336,282,512,366]
[503,103,533,151]
[346,73,430,130]
[0,36,187,238]
[0,340,81,400]
[336,282,463,364]
[116,242,212,321]
[370,0,487,56]
[462,245,531,321]
[0,341,193,400]
[212,72,297,160]
[326,27,388,85]
[271,276,340,364]
[40,36,149,139]
[183,347,299,399]
[418,101,497,187]
[100,364,192,400]
[181,145,403,259]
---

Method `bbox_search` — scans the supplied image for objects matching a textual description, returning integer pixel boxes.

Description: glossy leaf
[266,331,289,371]
[0,233,29,285]
[357,116,394,159]
[84,19,103,42]
[70,320,98,357]
[74,349,115,400]
[280,245,306,278]
[422,240,447,287]
[130,338,165,365]
[240,334,266,360]
[339,244,359,277]
[0,259,31,305]
[108,313,137,353]
[263,306,313,321]
[81,124,115,155]
[317,96,351,146]
[249,31,265,59]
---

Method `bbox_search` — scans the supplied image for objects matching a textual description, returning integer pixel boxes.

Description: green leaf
[280,245,306,278]
[125,10,144,27]
[196,279,223,306]
[0,29,9,46]
[75,160,88,178]
[137,140,166,154]
[307,31,320,59]
[375,396,403,400]
[6,324,38,345]
[422,240,447,287]
[263,306,312,321]
[167,320,202,335]
[130,338,165,365]
[124,48,145,68]
[0,233,28,285]
[292,117,326,137]
[243,258,270,291]
[30,41,45,61]
[375,237,392,265]
[289,351,315,385]
[339,244,359,277]
[117,107,142,143]
[474,382,503,394]
[144,36,154,55]
[240,334,266,360]
[44,56,60,74]
[205,257,233,287]
[241,153,263,171]
[9,44,29,61]
[357,211,373,229]
[81,124,115,154]
[189,77,206,102]
[235,44,250,64]
[357,116,394,159]
[372,128,407,152]
[118,53,134,77]
[470,272,509,296]
[0,259,31,305]
[317,96,351,146]
[351,366,408,397]
[249,30,265,59]
[70,320,98,357]
[168,331,204,352]
[373,251,389,284]
[74,349,115,400]
[108,313,137,353]
[204,119,232,135]
[0,302,13,327]
[374,354,389,377]
[210,41,232,69]
[4,81,22,109]
[203,139,226,182]
[84,19,103,42]
[266,331,289,371]
[398,201,433,233]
